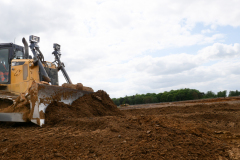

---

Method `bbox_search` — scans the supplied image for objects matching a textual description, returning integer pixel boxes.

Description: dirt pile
[45,90,122,126]
[62,83,94,92]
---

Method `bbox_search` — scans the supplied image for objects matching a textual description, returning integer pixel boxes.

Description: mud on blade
[29,82,92,126]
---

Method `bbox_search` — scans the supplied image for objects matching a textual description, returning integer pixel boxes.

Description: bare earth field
[0,94,240,160]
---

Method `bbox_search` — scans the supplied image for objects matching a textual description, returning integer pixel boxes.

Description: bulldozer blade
[29,82,92,126]
[0,113,25,122]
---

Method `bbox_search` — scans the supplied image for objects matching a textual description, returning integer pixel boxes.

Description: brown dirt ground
[0,93,240,160]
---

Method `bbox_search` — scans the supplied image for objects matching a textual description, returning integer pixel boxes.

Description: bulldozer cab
[0,43,24,84]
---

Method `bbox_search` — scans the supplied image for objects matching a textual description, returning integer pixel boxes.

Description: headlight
[29,35,40,43]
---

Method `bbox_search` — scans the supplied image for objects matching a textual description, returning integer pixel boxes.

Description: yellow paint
[6,59,56,95]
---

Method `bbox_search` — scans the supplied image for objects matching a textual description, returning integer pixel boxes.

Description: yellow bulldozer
[0,35,92,126]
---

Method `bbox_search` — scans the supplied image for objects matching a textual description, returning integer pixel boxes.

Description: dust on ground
[0,94,240,159]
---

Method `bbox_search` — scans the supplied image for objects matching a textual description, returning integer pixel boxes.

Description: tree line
[112,89,240,106]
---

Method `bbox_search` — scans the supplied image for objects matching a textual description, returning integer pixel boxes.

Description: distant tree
[192,91,199,99]
[186,89,193,100]
[204,91,216,98]
[143,96,152,103]
[115,99,120,106]
[228,90,240,97]
[160,92,168,102]
[156,93,162,102]
[146,93,154,97]
[167,94,173,102]
[127,98,133,105]
[172,93,177,101]
[131,95,135,103]
[124,95,130,104]
[112,88,235,105]
[119,97,124,105]
[134,95,143,104]
[217,90,227,97]
[112,98,117,105]
[199,92,205,99]
[152,97,158,103]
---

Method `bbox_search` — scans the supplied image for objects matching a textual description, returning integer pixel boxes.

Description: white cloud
[201,29,212,34]
[197,43,240,61]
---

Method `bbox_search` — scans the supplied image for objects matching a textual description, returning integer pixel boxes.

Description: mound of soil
[45,90,122,126]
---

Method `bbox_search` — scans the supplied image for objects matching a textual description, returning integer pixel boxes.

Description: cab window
[0,48,9,82]
[14,51,24,59]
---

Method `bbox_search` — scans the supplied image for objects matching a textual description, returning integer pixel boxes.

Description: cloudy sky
[1,0,240,98]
